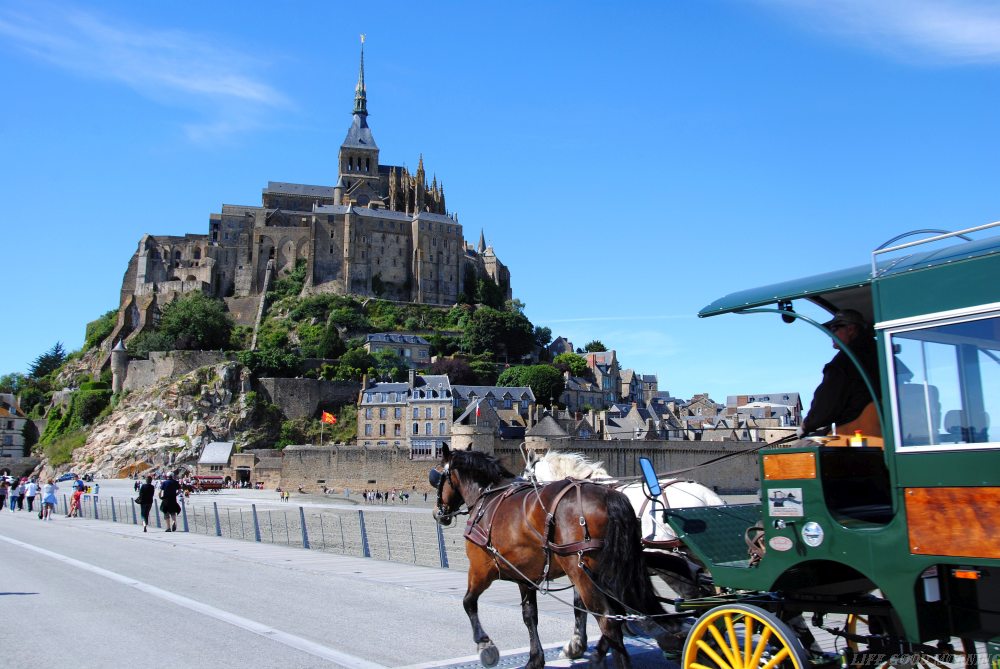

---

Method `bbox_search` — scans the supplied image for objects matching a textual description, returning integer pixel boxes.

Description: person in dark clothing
[799,309,881,436]
[159,472,181,532]
[137,475,156,532]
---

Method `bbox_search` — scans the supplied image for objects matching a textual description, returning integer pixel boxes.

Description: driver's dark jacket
[802,337,880,435]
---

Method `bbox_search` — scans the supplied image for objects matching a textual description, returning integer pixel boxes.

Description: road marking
[0,534,386,669]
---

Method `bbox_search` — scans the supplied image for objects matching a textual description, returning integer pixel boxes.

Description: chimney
[408,369,416,389]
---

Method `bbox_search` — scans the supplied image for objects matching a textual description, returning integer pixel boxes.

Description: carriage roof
[698,224,1000,324]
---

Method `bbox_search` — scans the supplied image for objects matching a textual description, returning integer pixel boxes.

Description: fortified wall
[275,438,760,494]
[280,445,434,492]
[257,378,360,419]
[122,351,231,393]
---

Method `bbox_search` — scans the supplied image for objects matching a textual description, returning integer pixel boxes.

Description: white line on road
[0,534,386,669]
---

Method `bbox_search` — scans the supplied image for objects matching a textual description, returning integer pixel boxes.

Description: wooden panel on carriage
[763,452,816,480]
[905,486,1000,559]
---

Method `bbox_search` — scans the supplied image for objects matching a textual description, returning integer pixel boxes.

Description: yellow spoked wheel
[682,604,811,669]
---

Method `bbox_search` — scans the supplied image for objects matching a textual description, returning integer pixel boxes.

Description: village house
[357,370,452,459]
[0,394,28,458]
[585,350,621,407]
[363,333,431,368]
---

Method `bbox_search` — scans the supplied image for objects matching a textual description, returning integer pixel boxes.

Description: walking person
[9,479,21,511]
[25,478,38,512]
[159,472,181,532]
[41,479,58,520]
[15,479,26,510]
[136,475,155,532]
[0,479,8,511]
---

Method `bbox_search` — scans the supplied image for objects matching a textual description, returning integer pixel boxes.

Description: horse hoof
[478,642,499,668]
[562,637,586,660]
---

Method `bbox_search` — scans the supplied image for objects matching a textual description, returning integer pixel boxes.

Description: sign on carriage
[767,487,803,517]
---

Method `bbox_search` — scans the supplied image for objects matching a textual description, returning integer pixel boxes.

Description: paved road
[0,508,673,669]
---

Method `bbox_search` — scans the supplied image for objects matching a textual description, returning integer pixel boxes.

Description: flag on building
[475,402,481,418]
[321,411,337,425]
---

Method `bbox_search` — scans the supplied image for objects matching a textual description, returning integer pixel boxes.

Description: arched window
[193,248,202,260]
[174,250,182,262]
[412,423,419,434]
[365,158,370,172]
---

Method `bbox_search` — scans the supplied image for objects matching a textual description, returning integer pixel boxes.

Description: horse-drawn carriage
[434,223,1000,669]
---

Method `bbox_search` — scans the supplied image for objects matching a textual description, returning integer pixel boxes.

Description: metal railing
[58,494,470,571]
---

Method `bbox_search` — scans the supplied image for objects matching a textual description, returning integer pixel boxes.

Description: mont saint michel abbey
[111,42,510,344]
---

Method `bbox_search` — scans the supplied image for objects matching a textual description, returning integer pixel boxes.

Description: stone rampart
[279,445,434,492]
[257,378,360,420]
[495,439,760,493]
[223,296,262,327]
[0,455,42,478]
[122,351,231,392]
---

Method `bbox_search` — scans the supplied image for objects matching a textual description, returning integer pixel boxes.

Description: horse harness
[464,478,605,585]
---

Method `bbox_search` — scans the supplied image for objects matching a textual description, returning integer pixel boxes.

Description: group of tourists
[0,475,70,520]
[361,488,410,504]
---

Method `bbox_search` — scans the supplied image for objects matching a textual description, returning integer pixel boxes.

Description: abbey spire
[353,33,367,117]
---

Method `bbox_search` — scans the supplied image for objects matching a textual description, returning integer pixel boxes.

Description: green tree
[158,293,234,350]
[0,373,27,395]
[237,349,304,378]
[476,276,505,309]
[463,307,535,360]
[29,342,66,379]
[430,358,479,384]
[498,364,564,407]
[553,352,588,377]
[330,348,377,382]
[84,309,118,349]
[372,349,407,382]
[533,326,552,349]
[584,340,607,352]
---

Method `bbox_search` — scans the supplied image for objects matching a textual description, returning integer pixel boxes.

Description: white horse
[524,451,725,600]
[526,451,725,545]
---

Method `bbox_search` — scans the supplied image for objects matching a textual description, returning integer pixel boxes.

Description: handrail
[870,221,1000,278]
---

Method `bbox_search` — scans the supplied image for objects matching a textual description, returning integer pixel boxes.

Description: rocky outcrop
[38,362,258,479]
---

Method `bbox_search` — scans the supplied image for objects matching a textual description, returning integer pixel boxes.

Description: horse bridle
[430,464,469,525]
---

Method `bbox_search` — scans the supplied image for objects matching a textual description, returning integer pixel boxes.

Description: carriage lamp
[801,521,825,547]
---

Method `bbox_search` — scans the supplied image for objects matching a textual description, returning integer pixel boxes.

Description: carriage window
[890,312,1000,449]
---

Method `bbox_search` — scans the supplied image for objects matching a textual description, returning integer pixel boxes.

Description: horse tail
[597,487,663,616]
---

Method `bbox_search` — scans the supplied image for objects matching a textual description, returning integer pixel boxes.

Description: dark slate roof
[525,414,568,438]
[342,113,379,150]
[264,182,336,198]
[452,385,536,402]
[563,376,598,392]
[366,333,430,346]
[355,207,413,221]
[641,374,657,383]
[198,442,234,465]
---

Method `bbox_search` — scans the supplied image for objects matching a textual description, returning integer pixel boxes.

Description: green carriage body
[674,225,1000,647]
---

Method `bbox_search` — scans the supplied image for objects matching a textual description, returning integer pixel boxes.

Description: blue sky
[2,0,998,410]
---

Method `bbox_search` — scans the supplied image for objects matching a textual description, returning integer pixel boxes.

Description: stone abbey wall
[257,378,360,420]
[122,351,231,393]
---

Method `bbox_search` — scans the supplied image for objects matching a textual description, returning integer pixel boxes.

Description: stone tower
[110,339,128,393]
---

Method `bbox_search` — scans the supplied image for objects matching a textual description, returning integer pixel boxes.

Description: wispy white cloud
[0,5,291,142]
[762,0,1000,65]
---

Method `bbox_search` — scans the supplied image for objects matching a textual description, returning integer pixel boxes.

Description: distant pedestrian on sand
[41,479,58,520]
[159,472,181,532]
[137,475,155,532]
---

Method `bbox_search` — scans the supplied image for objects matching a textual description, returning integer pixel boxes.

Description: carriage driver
[797,309,881,437]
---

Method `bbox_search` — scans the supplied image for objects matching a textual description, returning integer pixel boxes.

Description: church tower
[338,35,380,202]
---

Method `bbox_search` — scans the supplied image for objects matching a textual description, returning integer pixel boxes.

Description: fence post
[131,498,138,525]
[180,495,190,532]
[62,494,68,516]
[410,519,416,563]
[299,507,310,549]
[93,495,99,520]
[213,502,222,537]
[111,497,117,523]
[358,510,371,558]
[155,503,162,529]
[436,522,450,569]
[384,516,391,561]
[251,503,261,542]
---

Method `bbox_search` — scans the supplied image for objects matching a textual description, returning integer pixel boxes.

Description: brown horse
[431,445,668,669]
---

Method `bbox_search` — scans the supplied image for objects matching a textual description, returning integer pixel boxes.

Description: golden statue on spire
[360,33,366,44]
